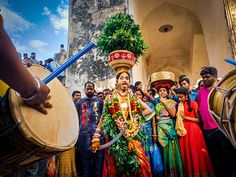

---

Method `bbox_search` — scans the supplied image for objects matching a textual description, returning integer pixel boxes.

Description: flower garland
[102,91,146,174]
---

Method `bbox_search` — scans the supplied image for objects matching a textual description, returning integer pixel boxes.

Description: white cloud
[0,2,36,55]
[55,30,60,35]
[57,5,67,18]
[0,6,35,34]
[29,40,49,58]
[50,14,68,31]
[42,2,68,32]
[29,40,48,48]
[42,6,51,16]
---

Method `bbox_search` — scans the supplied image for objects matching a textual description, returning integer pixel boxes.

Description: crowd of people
[31,66,235,177]
[21,52,66,85]
[1,13,236,177]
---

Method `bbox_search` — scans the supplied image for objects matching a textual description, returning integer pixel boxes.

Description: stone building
[66,0,236,94]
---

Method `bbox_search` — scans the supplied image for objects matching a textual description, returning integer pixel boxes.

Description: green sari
[155,99,184,177]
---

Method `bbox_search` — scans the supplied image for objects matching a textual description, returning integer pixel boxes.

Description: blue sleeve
[46,64,53,72]
[190,91,198,101]
[152,97,159,106]
[173,95,180,103]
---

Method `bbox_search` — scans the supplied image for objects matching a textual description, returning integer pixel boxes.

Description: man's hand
[22,78,52,114]
[26,95,52,114]
[91,137,100,153]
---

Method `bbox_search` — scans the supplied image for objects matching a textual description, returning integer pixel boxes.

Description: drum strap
[0,122,20,137]
[0,89,21,137]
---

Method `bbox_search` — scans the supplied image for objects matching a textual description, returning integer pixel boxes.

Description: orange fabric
[57,148,77,177]
[103,139,152,177]
[132,140,153,177]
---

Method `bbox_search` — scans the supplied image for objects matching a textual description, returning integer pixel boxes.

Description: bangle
[152,135,157,137]
[16,77,40,101]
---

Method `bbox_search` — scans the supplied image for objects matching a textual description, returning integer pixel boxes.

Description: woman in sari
[134,88,156,161]
[175,87,214,177]
[155,84,184,177]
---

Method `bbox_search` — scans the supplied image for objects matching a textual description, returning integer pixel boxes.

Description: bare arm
[182,102,200,123]
[138,99,152,116]
[183,116,200,123]
[0,16,38,97]
[152,116,157,143]
[143,91,154,102]
[0,15,51,113]
[91,115,104,152]
[96,115,104,130]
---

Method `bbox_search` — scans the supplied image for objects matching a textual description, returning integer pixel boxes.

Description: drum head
[8,65,79,151]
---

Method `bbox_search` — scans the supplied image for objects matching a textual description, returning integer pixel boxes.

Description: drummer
[196,66,236,177]
[0,14,51,114]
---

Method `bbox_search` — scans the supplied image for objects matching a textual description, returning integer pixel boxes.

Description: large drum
[209,69,236,148]
[0,65,79,175]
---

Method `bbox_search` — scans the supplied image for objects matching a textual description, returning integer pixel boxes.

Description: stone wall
[224,0,236,58]
[66,0,128,95]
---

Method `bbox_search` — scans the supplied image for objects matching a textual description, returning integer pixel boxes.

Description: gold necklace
[115,91,140,138]
[117,91,133,122]
[117,89,128,97]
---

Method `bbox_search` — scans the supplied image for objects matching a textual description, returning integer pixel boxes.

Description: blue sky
[0,0,69,61]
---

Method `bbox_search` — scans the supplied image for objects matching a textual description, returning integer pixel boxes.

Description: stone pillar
[132,56,149,89]
[224,0,236,59]
[67,0,128,95]
[191,34,209,85]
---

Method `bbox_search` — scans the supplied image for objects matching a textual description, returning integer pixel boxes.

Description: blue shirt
[190,90,198,101]
[76,97,103,135]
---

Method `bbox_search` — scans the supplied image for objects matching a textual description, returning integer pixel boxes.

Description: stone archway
[130,0,234,86]
[143,2,209,84]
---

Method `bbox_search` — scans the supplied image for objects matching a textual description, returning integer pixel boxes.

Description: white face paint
[117,72,130,92]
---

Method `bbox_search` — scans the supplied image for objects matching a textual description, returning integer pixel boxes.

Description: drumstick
[43,41,96,84]
[224,58,236,66]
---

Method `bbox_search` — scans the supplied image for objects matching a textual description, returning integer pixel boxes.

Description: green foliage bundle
[97,12,148,61]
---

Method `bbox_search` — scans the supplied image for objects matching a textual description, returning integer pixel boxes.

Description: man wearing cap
[196,66,236,177]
